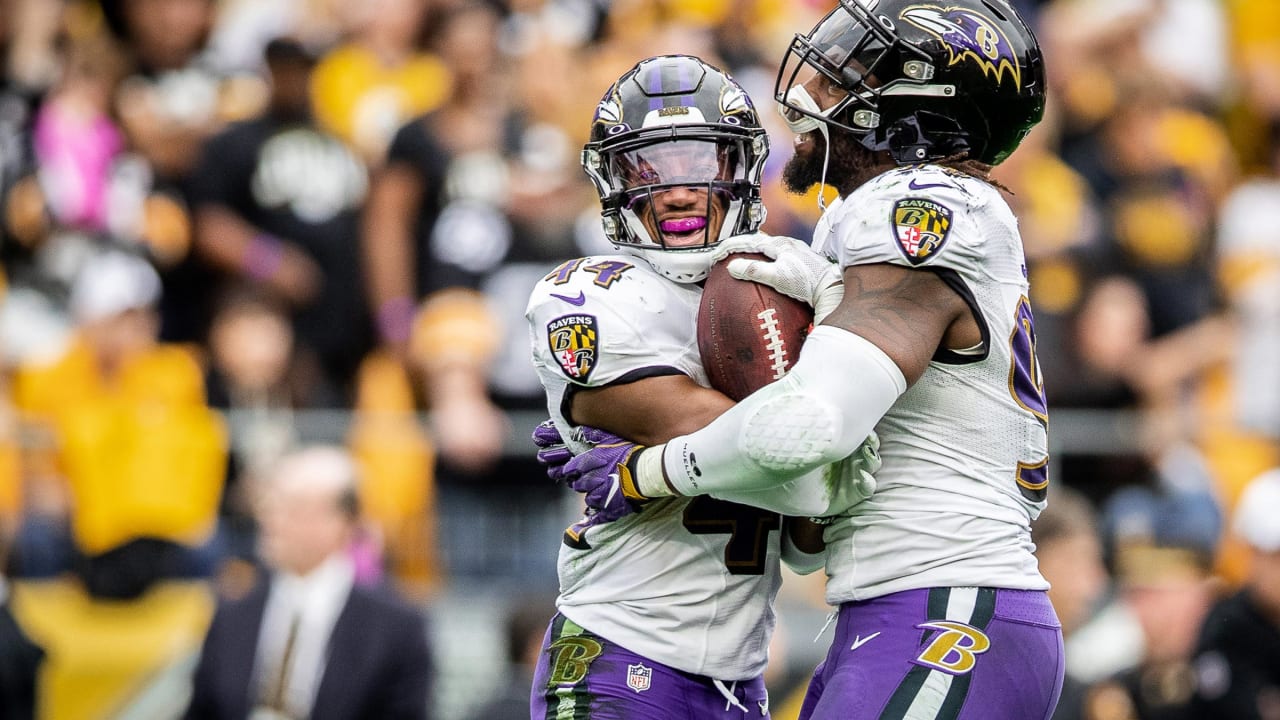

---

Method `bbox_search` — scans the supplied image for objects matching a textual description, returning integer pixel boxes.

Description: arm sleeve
[709,466,834,516]
[657,325,905,496]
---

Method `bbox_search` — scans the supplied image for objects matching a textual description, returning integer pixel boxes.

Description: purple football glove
[559,426,650,548]
[532,419,572,483]
[563,428,647,519]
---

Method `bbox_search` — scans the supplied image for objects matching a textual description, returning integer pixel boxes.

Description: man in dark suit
[186,445,432,719]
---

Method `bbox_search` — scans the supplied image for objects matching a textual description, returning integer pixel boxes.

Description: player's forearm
[572,376,735,448]
[780,518,827,574]
[709,466,834,516]
[633,325,907,498]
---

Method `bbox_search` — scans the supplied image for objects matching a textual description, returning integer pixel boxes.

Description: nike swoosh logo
[606,474,621,505]
[908,179,950,191]
[551,291,586,306]
[850,631,881,651]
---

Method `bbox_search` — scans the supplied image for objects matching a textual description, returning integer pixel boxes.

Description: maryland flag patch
[893,198,954,265]
[548,314,599,382]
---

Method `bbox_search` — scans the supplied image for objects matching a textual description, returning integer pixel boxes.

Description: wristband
[634,445,674,499]
[244,233,285,281]
[377,295,416,345]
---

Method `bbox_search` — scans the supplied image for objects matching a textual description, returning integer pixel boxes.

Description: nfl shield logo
[626,663,652,693]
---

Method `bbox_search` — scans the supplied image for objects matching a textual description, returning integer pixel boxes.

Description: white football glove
[713,233,844,323]
[810,431,882,523]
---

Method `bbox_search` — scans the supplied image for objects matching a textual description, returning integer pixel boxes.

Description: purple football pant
[799,587,1064,720]
[530,612,771,720]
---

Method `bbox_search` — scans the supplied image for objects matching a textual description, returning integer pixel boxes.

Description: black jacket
[185,576,432,719]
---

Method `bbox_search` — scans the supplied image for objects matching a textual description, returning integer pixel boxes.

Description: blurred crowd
[0,0,1277,717]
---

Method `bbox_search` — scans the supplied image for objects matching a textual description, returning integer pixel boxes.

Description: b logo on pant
[548,637,604,685]
[913,621,991,675]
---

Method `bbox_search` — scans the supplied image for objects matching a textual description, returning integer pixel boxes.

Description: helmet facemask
[774,0,1045,166]
[776,1,932,141]
[582,55,769,283]
[585,135,762,283]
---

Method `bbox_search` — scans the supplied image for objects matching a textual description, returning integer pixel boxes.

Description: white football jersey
[813,165,1050,603]
[526,255,783,681]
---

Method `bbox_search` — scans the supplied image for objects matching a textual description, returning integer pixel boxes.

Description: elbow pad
[662,326,906,496]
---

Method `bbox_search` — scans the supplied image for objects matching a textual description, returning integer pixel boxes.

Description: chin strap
[860,112,971,165]
[817,129,833,212]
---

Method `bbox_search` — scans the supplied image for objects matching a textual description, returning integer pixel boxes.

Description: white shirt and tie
[250,554,355,719]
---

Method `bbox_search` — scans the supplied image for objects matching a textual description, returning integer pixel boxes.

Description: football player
[556,1,1065,718]
[525,55,877,718]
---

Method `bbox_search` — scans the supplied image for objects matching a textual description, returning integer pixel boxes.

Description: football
[697,253,814,401]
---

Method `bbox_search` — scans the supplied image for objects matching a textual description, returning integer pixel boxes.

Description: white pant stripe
[900,587,981,719]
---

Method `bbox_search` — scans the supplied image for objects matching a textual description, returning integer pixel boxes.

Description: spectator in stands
[192,36,373,403]
[1195,119,1280,586]
[100,0,268,343]
[1040,3,1238,523]
[204,282,314,568]
[361,2,584,585]
[0,0,45,256]
[11,250,227,598]
[1072,480,1222,720]
[360,2,509,475]
[1051,275,1153,501]
[30,32,127,238]
[12,28,199,327]
[1191,469,1280,718]
[101,0,259,183]
[186,444,432,719]
[1218,123,1280,443]
[349,2,505,589]
[309,0,447,164]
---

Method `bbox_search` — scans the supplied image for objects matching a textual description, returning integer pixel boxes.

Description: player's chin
[782,149,826,195]
[659,230,713,248]
[793,131,819,154]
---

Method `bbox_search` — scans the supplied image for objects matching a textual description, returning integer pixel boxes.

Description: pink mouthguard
[660,217,707,233]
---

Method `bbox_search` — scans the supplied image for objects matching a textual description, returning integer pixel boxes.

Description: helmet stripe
[647,63,665,111]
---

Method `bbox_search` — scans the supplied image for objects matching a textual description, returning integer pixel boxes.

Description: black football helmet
[775,0,1046,165]
[582,55,769,283]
